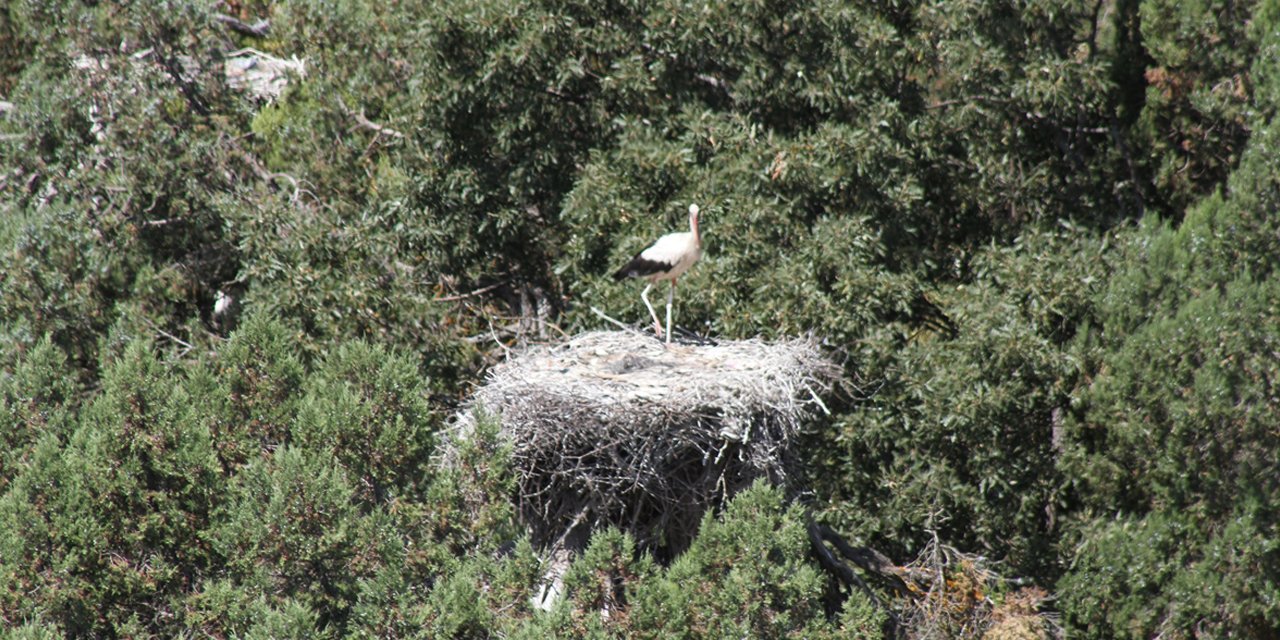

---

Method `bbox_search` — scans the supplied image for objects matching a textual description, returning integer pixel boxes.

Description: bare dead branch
[894,532,1060,639]
[351,109,405,139]
[154,327,194,355]
[434,279,511,302]
[814,522,911,597]
[237,150,304,203]
[807,517,887,605]
[214,14,270,38]
[925,94,1015,110]
[337,95,405,140]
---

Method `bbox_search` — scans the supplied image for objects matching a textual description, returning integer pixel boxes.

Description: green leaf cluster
[3,0,1280,636]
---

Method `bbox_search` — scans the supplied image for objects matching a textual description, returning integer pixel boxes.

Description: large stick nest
[453,330,841,555]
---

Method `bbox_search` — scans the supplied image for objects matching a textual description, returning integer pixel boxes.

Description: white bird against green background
[613,204,703,344]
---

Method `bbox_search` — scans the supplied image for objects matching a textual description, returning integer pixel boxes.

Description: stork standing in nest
[613,204,703,344]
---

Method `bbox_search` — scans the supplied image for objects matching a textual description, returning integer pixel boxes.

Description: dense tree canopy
[2,0,1279,637]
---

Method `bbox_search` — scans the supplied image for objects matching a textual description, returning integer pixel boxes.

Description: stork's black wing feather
[613,253,674,280]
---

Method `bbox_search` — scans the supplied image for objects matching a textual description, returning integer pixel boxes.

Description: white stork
[613,204,702,343]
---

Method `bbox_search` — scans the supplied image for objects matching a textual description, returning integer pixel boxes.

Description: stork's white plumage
[613,204,703,343]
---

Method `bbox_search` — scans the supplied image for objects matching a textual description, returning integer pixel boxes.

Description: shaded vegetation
[2,0,1279,636]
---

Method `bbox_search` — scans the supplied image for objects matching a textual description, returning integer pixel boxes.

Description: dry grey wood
[214,14,270,37]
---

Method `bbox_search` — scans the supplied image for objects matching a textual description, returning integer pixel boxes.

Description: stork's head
[689,203,700,223]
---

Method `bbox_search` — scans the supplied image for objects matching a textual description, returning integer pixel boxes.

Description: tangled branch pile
[454,330,840,554]
[897,535,1060,640]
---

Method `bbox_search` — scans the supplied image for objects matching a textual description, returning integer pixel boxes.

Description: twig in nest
[589,305,647,338]
[804,383,831,416]
[486,315,513,359]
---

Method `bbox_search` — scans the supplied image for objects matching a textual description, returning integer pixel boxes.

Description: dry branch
[808,518,912,598]
[896,534,1060,640]
[341,97,405,140]
[214,14,270,38]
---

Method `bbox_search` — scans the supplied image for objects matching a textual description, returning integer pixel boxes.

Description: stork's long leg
[641,283,663,339]
[665,279,675,345]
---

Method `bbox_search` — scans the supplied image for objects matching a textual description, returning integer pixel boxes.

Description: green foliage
[1067,277,1280,514]
[421,414,520,563]
[1049,14,1280,632]
[910,0,1124,230]
[1056,272,1280,635]
[227,195,480,388]
[0,341,223,635]
[294,340,438,504]
[212,445,397,631]
[0,203,142,377]
[0,317,498,636]
[0,337,76,490]
[415,545,542,639]
[208,313,307,469]
[1133,0,1260,213]
[626,481,839,638]
[0,0,248,382]
[816,226,1113,577]
[2,618,65,640]
[0,5,33,97]
[4,0,1280,636]
[1059,511,1280,638]
[242,600,327,640]
[528,482,882,639]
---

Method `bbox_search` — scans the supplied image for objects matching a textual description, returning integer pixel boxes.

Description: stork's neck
[689,206,701,247]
